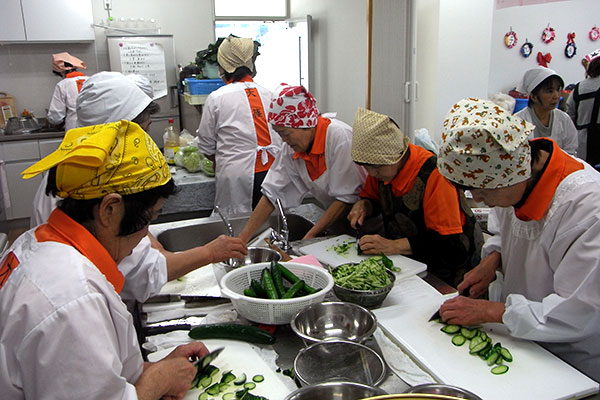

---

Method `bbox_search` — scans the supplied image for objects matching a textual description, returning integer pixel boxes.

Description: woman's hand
[358,235,412,255]
[439,296,505,325]
[204,235,247,264]
[457,251,501,298]
[347,199,371,229]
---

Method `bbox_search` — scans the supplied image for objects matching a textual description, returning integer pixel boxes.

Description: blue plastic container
[185,78,225,95]
[513,97,528,113]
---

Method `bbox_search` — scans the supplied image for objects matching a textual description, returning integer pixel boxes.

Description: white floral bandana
[268,84,319,128]
[437,98,534,188]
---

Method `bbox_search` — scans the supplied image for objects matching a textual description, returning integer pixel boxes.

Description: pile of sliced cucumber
[437,322,513,375]
[191,364,269,400]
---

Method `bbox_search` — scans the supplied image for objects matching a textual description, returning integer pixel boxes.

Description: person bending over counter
[347,108,482,286]
[437,98,600,381]
[1,121,210,400]
[238,85,367,243]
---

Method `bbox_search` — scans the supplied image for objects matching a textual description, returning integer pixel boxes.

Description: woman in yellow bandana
[1,121,210,399]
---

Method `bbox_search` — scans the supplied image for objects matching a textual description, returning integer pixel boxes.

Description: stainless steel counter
[0,130,65,142]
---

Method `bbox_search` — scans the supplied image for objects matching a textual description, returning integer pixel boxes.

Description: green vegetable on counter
[188,323,276,345]
[331,256,395,290]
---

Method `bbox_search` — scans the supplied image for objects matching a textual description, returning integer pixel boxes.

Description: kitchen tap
[270,198,290,253]
[214,205,234,237]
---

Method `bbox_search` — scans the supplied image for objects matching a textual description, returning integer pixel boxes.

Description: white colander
[220,262,334,325]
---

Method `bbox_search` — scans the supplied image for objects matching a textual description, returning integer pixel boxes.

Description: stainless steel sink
[155,213,314,252]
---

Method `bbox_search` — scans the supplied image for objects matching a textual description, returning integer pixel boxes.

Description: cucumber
[220,371,236,384]
[486,350,500,366]
[252,374,264,383]
[469,340,490,354]
[200,375,212,388]
[243,382,256,390]
[233,372,247,385]
[452,334,467,346]
[189,324,276,345]
[243,287,257,297]
[270,261,287,298]
[250,279,268,298]
[282,279,305,299]
[500,347,513,362]
[261,268,279,299]
[491,364,509,375]
[223,393,236,400]
[207,383,221,396]
[278,263,317,294]
[440,324,461,334]
[199,393,209,400]
[460,327,477,339]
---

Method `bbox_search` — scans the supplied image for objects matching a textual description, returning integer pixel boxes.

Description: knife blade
[428,286,470,322]
[355,225,363,255]
[193,347,224,371]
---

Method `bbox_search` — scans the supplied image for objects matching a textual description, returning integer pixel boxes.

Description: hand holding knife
[428,285,472,322]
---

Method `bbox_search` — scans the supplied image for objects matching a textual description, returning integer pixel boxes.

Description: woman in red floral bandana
[238,84,367,242]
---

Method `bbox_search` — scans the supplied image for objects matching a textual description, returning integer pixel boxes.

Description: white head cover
[516,66,564,95]
[76,71,152,127]
[126,74,154,98]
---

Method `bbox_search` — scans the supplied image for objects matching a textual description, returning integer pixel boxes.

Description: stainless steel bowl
[290,301,377,345]
[284,381,387,400]
[223,246,281,272]
[405,384,484,400]
[294,340,386,387]
[332,265,396,308]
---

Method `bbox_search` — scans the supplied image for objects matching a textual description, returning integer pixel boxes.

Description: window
[214,0,287,19]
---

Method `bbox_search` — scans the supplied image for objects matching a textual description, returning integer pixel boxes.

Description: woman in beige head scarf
[437,98,600,381]
[196,35,282,216]
[349,108,482,286]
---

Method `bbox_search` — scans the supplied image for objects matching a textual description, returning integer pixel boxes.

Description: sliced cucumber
[206,365,220,377]
[440,324,461,334]
[478,331,488,341]
[243,382,256,390]
[500,347,513,362]
[218,382,229,392]
[222,393,236,400]
[460,327,477,339]
[469,336,483,350]
[469,340,490,354]
[491,364,509,375]
[200,375,212,388]
[252,374,264,383]
[220,371,236,384]
[486,350,500,366]
[233,372,247,385]
[452,334,467,346]
[198,393,209,400]
[206,383,221,396]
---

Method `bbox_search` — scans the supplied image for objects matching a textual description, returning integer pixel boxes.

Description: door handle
[169,85,179,109]
[405,81,411,103]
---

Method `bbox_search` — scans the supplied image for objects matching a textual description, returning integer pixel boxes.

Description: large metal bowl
[290,301,377,345]
[294,340,386,387]
[284,381,387,400]
[332,265,396,308]
[404,384,483,400]
[222,246,281,272]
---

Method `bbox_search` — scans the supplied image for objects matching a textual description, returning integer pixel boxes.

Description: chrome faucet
[270,198,290,252]
[214,205,235,266]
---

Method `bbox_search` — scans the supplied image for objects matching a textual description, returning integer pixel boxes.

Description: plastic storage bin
[184,78,225,95]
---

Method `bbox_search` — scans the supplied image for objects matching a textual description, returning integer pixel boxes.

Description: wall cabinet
[0,0,94,42]
[0,138,62,221]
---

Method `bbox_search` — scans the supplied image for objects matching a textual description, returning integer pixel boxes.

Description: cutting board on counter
[148,339,294,399]
[298,234,426,279]
[373,298,599,400]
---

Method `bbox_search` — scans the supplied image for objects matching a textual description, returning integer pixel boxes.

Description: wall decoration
[504,28,518,48]
[542,25,556,44]
[565,32,577,59]
[520,40,533,58]
[590,26,600,41]
[537,52,552,67]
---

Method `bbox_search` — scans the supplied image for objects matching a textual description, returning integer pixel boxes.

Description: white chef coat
[482,153,600,381]
[0,230,143,399]
[196,80,282,216]
[566,75,600,160]
[515,106,578,156]
[30,186,167,302]
[47,73,88,132]
[261,118,367,209]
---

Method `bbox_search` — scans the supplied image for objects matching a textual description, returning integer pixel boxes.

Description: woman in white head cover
[437,97,600,381]
[515,66,577,156]
[196,35,282,216]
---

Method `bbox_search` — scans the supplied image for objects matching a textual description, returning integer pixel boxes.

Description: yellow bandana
[22,120,171,199]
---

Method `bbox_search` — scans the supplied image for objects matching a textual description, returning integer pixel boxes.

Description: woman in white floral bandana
[437,97,600,381]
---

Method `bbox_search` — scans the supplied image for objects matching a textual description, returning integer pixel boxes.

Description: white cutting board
[148,339,294,399]
[373,298,599,400]
[299,234,427,279]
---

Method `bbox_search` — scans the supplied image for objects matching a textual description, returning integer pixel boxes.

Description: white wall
[416,0,494,143]
[0,0,214,119]
[289,0,368,125]
[489,0,600,95]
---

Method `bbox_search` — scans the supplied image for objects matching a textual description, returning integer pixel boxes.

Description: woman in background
[567,49,600,165]
[515,66,577,156]
[196,35,282,216]
[47,52,88,132]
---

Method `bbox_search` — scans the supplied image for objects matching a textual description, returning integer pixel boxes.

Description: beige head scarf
[52,52,87,73]
[22,121,171,199]
[217,35,255,73]
[437,98,534,189]
[351,108,409,165]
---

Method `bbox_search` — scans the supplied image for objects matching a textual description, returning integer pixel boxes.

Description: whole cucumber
[188,324,276,345]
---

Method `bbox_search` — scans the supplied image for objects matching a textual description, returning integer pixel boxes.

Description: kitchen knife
[355,225,363,255]
[428,287,470,322]
[193,347,224,371]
